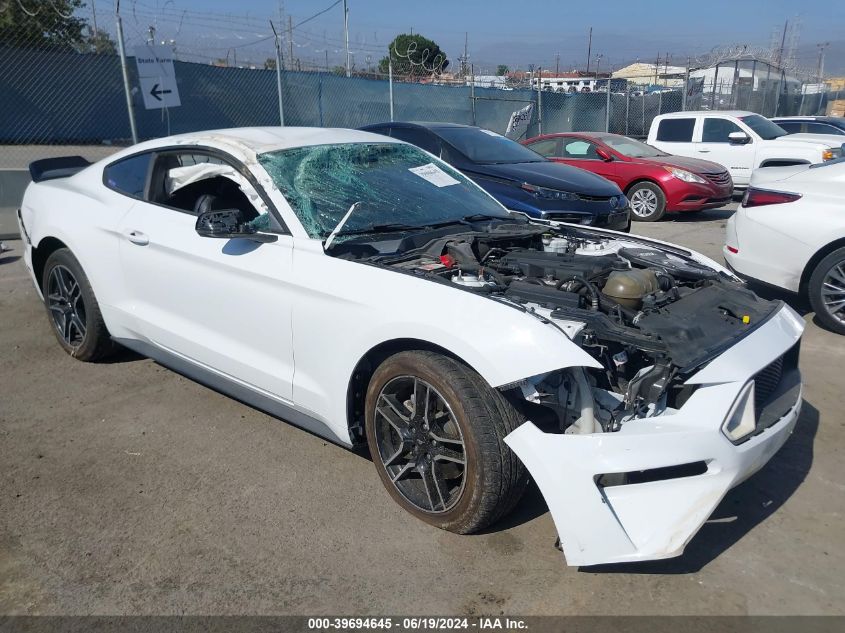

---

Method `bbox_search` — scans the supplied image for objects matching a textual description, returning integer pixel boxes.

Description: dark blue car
[360,122,630,231]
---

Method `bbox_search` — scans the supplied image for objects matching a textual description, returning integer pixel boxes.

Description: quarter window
[526,139,559,157]
[702,118,743,143]
[103,153,152,198]
[656,118,695,142]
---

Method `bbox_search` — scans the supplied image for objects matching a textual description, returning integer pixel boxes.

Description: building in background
[613,62,686,88]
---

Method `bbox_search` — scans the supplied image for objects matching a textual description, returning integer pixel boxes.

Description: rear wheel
[808,247,845,335]
[42,248,115,361]
[628,182,666,222]
[364,351,528,534]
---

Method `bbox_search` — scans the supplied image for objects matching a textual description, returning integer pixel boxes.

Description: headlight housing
[521,182,579,200]
[822,148,841,161]
[664,166,707,184]
[722,381,757,443]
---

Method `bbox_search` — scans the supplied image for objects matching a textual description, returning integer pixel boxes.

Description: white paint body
[18,128,804,567]
[648,110,834,188]
[724,160,845,292]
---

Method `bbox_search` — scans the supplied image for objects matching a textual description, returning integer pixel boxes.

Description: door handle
[697,149,710,153]
[126,230,149,246]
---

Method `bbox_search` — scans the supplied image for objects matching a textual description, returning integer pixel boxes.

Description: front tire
[808,247,845,335]
[628,182,667,222]
[42,248,115,361]
[364,351,528,534]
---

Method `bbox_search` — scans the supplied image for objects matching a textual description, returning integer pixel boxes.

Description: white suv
[648,110,838,189]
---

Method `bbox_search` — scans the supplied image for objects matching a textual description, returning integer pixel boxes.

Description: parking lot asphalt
[1,205,843,616]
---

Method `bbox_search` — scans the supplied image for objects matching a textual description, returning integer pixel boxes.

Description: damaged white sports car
[18,128,804,566]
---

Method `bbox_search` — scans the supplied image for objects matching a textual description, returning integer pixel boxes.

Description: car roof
[655,110,754,119]
[122,126,399,158]
[364,121,479,131]
[772,116,845,123]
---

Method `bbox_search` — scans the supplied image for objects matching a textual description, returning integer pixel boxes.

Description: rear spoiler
[28,156,91,183]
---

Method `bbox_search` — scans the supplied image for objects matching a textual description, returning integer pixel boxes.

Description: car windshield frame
[257,142,512,241]
[740,114,788,140]
[599,135,668,158]
[435,127,546,164]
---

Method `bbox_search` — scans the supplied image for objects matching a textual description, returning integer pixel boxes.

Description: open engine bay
[332,220,781,436]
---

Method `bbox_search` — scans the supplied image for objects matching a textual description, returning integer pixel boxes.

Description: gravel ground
[1,206,843,615]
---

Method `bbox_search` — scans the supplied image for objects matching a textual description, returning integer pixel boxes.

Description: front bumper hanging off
[504,305,805,567]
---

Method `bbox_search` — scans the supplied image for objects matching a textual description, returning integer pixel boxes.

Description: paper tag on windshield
[408,163,460,187]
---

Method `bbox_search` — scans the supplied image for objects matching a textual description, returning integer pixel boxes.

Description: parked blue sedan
[360,122,630,231]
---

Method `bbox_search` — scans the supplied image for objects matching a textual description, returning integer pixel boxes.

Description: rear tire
[628,182,666,222]
[41,248,116,361]
[364,351,528,534]
[808,247,845,335]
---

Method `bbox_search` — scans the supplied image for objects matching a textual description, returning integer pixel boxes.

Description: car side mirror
[595,147,614,161]
[195,209,278,243]
[728,131,751,145]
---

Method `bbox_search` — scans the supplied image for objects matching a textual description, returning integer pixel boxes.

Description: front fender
[289,239,601,443]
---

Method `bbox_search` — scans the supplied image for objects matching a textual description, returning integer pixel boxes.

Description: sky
[105,0,845,74]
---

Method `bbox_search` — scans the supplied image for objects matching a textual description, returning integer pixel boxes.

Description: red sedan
[522,132,733,221]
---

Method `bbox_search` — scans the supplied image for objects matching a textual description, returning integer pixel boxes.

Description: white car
[724,157,845,335]
[18,127,804,567]
[648,110,838,189]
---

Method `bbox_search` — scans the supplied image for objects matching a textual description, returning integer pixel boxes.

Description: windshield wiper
[324,205,426,249]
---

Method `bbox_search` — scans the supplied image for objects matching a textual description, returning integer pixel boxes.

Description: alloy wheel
[630,188,658,218]
[373,376,467,514]
[47,265,87,347]
[821,259,845,325]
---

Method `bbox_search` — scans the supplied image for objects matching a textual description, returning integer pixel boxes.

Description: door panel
[559,138,619,185]
[116,141,298,406]
[695,118,754,185]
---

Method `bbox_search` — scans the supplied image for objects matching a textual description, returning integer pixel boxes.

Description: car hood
[779,132,845,148]
[469,161,622,196]
[771,135,830,150]
[636,155,727,173]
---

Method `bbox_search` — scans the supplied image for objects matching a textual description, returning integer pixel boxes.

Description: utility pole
[287,15,293,71]
[115,1,138,144]
[586,27,592,73]
[816,42,829,82]
[343,0,351,77]
[776,20,788,66]
[555,52,560,77]
[463,32,469,77]
[270,20,285,126]
[817,42,829,113]
[91,0,98,34]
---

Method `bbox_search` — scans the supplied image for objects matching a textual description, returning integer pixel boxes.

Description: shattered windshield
[258,142,510,239]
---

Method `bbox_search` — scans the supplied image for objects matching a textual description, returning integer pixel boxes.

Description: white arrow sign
[134,44,181,110]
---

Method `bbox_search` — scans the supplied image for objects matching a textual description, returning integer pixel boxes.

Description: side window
[562,139,600,159]
[526,139,559,157]
[808,122,845,136]
[103,153,153,198]
[701,118,743,143]
[656,118,695,142]
[148,151,264,220]
[388,128,441,156]
[776,121,802,134]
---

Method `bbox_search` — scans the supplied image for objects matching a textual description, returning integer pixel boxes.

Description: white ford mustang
[18,127,804,566]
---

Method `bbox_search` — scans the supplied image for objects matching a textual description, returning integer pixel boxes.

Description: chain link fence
[1,8,838,170]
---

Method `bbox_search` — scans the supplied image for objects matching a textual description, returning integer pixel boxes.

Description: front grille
[753,354,785,416]
[703,171,732,187]
[575,193,613,202]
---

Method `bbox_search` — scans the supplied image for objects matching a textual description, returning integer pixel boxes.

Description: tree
[0,0,87,49]
[264,57,277,70]
[378,33,448,78]
[496,64,509,76]
[80,27,117,55]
